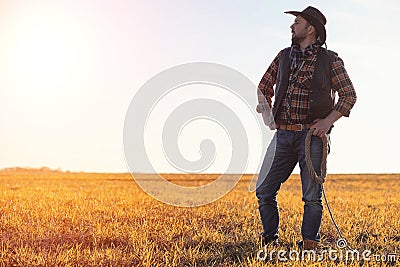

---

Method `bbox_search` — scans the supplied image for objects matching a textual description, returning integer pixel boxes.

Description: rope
[305,129,328,184]
[305,128,354,251]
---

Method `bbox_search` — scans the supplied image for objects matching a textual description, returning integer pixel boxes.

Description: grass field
[0,168,399,266]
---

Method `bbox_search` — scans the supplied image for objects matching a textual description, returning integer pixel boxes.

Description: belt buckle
[295,123,304,131]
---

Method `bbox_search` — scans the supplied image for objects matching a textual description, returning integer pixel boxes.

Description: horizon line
[0,167,399,176]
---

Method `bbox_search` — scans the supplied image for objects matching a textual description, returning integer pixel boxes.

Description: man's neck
[299,38,317,51]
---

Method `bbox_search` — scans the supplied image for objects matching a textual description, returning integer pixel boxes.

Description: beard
[291,34,307,45]
[291,30,307,45]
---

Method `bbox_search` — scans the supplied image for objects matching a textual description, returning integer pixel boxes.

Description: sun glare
[3,4,89,93]
[13,28,71,84]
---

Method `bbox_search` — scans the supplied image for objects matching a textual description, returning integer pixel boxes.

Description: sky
[0,0,399,174]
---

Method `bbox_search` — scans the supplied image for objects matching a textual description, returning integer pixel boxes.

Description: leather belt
[277,123,314,131]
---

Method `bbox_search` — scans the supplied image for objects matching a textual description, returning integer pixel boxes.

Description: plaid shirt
[257,47,357,124]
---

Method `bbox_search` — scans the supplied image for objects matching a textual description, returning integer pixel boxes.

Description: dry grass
[0,169,399,266]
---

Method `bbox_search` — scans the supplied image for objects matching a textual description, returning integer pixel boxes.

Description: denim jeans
[256,129,326,242]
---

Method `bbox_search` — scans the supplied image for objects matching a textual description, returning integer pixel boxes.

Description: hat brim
[285,11,326,44]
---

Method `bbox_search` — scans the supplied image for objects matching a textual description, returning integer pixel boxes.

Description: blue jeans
[256,129,326,242]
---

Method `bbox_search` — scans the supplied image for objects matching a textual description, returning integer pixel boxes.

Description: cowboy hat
[285,6,327,44]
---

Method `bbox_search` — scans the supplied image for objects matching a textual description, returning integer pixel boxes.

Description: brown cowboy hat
[285,6,327,44]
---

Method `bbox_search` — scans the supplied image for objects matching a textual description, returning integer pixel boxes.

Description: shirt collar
[292,43,320,56]
[289,43,320,70]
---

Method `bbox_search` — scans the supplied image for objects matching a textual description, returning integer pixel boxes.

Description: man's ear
[308,24,316,35]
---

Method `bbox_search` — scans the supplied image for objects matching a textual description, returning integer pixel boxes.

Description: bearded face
[290,16,312,45]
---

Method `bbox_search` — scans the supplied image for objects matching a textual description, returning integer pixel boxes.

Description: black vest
[273,47,337,123]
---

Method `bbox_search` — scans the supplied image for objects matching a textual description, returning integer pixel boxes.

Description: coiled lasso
[305,128,354,251]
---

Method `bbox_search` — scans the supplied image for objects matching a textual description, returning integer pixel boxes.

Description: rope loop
[305,129,329,184]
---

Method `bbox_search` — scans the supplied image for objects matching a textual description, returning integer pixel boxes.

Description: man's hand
[268,122,277,130]
[311,118,332,138]
[257,104,277,130]
[311,110,343,138]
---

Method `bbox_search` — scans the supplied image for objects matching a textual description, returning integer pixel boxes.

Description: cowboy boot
[297,239,319,251]
[303,239,319,250]
[260,234,279,247]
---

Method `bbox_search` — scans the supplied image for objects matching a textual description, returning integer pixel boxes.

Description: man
[256,6,356,250]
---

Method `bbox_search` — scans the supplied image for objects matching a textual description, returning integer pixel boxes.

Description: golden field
[0,168,399,266]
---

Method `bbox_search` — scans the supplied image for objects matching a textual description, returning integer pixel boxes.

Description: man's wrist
[324,110,343,125]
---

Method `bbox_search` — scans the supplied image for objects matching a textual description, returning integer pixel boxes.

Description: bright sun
[13,28,71,84]
[2,3,90,93]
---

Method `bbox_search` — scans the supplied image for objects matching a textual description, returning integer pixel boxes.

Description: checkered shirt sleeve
[257,50,282,110]
[331,56,357,117]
